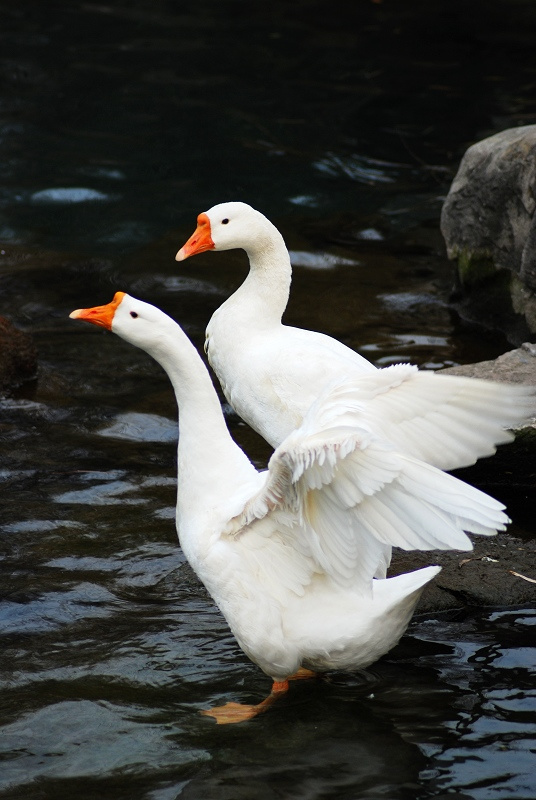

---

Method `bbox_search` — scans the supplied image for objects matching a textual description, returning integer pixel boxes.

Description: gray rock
[441,125,536,333]
[442,341,536,392]
[392,534,536,612]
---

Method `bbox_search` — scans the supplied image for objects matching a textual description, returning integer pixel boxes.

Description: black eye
[130,311,138,318]
[221,218,229,225]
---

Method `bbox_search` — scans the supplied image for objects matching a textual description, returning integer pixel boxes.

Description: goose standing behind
[71,292,510,724]
[176,201,535,470]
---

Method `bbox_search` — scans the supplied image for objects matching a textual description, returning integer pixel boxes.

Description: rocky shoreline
[393,533,536,613]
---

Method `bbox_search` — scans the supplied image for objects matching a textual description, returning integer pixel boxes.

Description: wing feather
[354,364,535,470]
[224,376,510,594]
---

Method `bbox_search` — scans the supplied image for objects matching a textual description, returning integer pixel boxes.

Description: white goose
[176,201,535,470]
[71,292,509,724]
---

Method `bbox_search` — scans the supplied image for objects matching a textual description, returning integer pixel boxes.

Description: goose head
[176,201,281,261]
[69,291,176,355]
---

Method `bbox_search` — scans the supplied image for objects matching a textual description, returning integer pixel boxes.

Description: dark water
[1,2,536,798]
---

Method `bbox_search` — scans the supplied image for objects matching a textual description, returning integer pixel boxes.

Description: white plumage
[71,292,514,723]
[176,201,535,473]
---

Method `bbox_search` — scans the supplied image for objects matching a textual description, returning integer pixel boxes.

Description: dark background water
[1,1,535,798]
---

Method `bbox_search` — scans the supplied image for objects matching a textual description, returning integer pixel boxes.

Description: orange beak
[69,291,126,330]
[175,213,214,261]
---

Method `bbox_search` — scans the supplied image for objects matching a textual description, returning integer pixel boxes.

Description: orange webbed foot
[201,701,264,724]
[201,680,289,725]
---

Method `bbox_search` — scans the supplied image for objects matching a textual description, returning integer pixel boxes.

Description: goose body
[176,201,535,468]
[71,293,509,722]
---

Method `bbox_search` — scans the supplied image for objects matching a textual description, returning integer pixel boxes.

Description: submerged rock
[0,316,37,392]
[441,125,536,336]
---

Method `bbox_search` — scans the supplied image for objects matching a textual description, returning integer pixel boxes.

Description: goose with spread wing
[176,201,534,469]
[71,292,509,724]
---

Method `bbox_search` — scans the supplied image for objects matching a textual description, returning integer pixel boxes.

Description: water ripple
[30,187,117,204]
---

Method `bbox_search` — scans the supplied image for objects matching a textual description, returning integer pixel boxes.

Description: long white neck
[223,219,291,329]
[128,318,257,524]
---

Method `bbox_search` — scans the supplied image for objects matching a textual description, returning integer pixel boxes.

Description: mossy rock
[441,125,536,334]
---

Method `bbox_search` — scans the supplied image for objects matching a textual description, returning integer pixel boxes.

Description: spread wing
[224,379,509,594]
[353,363,535,470]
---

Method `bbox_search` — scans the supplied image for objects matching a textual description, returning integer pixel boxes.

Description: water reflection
[30,188,117,205]
[314,152,401,184]
[1,597,533,798]
[97,413,177,443]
